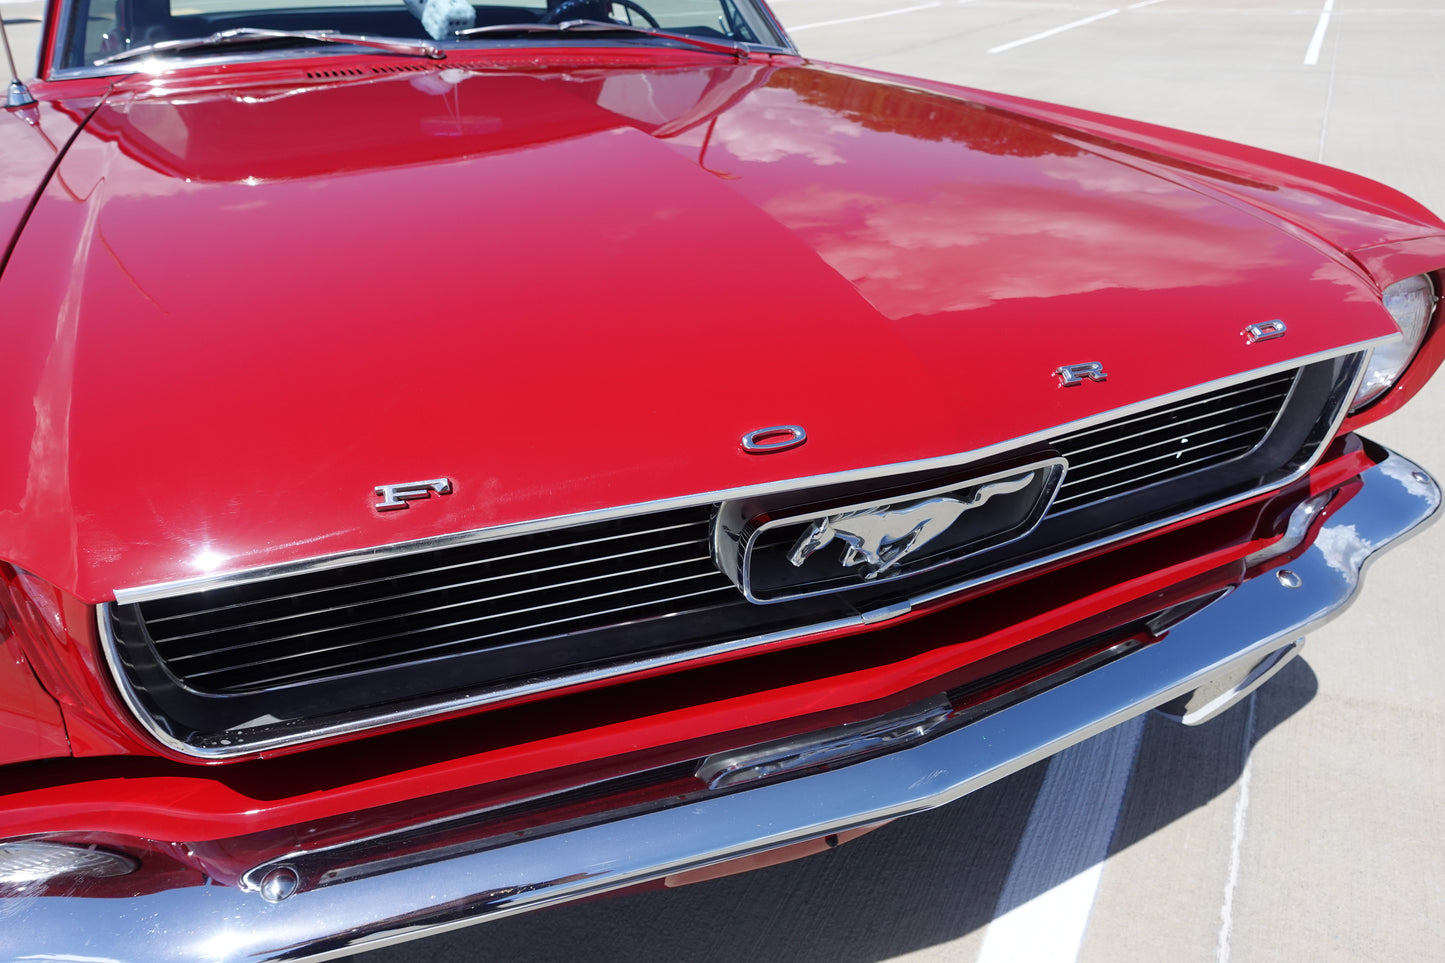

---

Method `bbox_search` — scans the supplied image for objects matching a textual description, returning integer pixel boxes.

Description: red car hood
[0,57,1412,599]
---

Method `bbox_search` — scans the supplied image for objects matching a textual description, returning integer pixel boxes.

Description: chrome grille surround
[102,345,1374,758]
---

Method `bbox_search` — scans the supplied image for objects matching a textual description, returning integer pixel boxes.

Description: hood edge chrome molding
[113,340,1388,606]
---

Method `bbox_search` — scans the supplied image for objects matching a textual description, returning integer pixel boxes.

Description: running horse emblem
[787,472,1038,580]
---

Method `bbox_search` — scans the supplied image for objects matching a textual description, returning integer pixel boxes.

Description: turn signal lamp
[0,840,138,885]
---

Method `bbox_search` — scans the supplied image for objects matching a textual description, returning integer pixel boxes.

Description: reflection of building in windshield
[76,72,619,182]
[772,67,1082,158]
[594,63,773,136]
[71,61,776,183]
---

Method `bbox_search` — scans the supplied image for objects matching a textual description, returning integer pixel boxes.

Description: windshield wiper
[94,28,445,66]
[454,20,749,59]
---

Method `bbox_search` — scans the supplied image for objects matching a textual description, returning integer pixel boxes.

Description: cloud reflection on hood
[756,169,1275,318]
[696,73,1300,320]
[710,86,862,167]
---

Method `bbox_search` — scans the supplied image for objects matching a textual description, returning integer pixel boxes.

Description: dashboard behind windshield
[56,0,788,70]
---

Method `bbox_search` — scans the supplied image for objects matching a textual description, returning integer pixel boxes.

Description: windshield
[56,0,788,70]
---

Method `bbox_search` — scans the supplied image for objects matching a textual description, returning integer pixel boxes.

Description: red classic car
[0,0,1441,957]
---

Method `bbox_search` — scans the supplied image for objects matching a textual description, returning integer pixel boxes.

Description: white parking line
[975,716,1146,963]
[987,8,1121,54]
[789,2,944,33]
[1303,0,1334,65]
[1215,695,1258,963]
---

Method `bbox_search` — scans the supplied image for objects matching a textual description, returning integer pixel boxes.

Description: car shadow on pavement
[350,659,1318,963]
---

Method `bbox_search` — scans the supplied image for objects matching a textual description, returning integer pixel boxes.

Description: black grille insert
[1051,369,1295,510]
[105,355,1358,754]
[140,512,736,693]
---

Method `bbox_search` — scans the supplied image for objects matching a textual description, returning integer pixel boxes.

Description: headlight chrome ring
[1351,273,1438,410]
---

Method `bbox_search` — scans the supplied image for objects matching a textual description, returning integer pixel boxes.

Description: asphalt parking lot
[5,2,1440,961]
[344,3,1444,961]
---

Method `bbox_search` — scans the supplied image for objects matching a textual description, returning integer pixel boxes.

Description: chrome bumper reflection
[4,448,1439,963]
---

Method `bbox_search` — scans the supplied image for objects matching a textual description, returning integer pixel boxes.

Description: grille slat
[185,580,739,692]
[160,558,726,668]
[1055,373,1293,445]
[150,541,713,647]
[161,552,719,670]
[1051,440,1260,509]
[1062,417,1275,480]
[1059,396,1279,460]
[143,520,709,626]
[1049,372,1293,512]
[1058,422,1273,496]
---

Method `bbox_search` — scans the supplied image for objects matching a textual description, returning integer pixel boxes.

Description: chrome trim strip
[96,603,869,759]
[113,342,1384,605]
[694,695,954,789]
[34,450,1443,961]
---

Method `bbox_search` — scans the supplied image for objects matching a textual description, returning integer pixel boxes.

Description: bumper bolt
[1277,569,1303,589]
[259,866,300,902]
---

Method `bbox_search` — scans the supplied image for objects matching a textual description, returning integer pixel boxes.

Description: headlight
[1351,273,1438,410]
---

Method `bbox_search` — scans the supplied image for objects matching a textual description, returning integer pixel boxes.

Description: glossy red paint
[3,570,156,758]
[872,72,1443,258]
[0,452,1287,839]
[1,17,1442,943]
[0,633,70,765]
[0,56,1417,605]
[0,95,93,271]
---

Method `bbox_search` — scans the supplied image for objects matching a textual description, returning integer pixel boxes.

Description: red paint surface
[0,636,70,765]
[0,56,1427,603]
[0,471,1275,842]
[0,18,1440,823]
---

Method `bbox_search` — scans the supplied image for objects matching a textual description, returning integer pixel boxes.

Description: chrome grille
[107,356,1355,756]
[137,510,736,693]
[129,370,1295,694]
[1049,369,1294,511]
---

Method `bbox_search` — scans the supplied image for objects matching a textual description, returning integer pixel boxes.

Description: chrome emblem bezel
[714,456,1067,604]
[786,473,1039,581]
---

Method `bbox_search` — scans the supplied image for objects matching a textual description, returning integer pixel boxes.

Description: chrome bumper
[5,449,1440,963]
